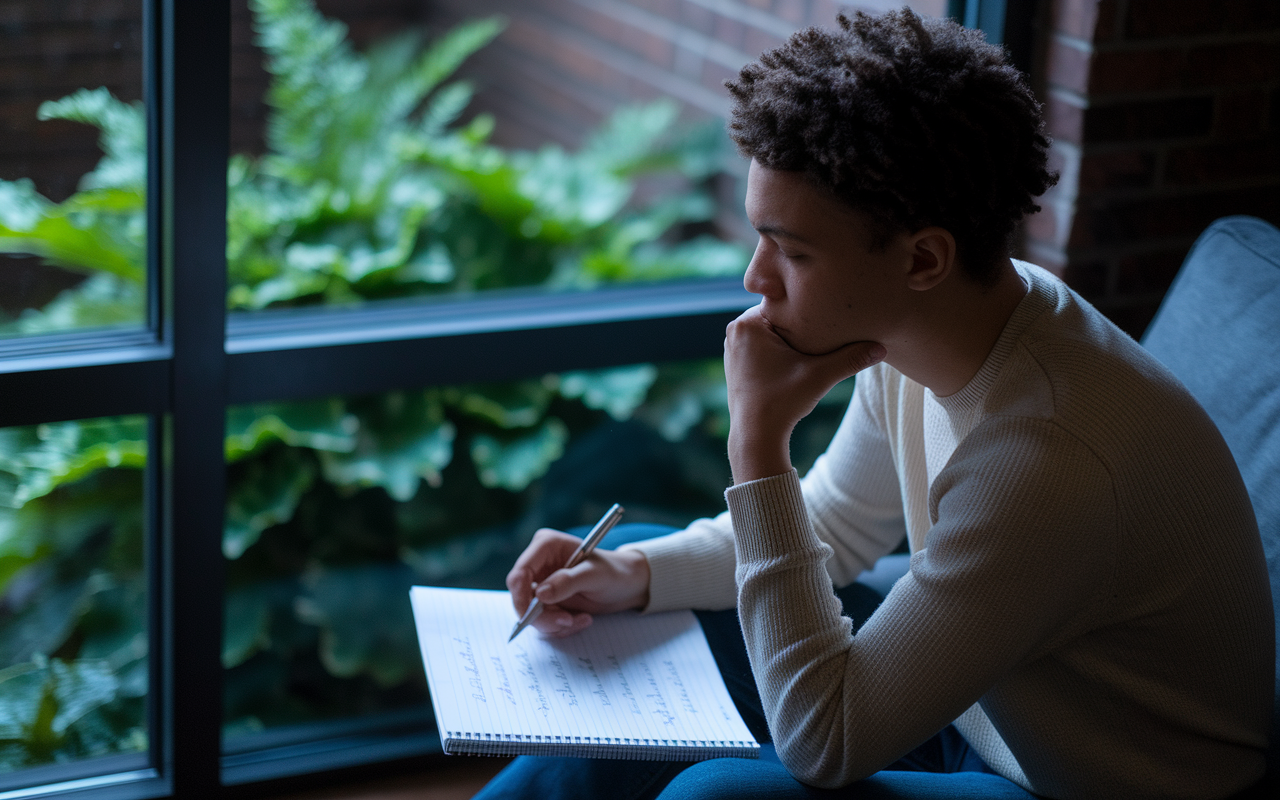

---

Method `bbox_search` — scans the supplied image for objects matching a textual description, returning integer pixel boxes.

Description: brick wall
[424,0,946,152]
[0,0,143,314]
[11,1,1266,335]
[0,0,143,203]
[1026,0,1280,336]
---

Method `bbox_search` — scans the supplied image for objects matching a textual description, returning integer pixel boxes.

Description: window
[0,1,1010,796]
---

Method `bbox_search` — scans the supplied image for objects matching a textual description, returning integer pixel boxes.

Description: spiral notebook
[410,586,760,761]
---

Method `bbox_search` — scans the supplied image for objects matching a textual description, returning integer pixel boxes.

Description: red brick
[774,0,806,26]
[1023,206,1060,246]
[1165,140,1280,186]
[809,0,841,27]
[1084,185,1280,245]
[569,4,629,50]
[1215,89,1268,138]
[1060,258,1110,298]
[623,23,675,68]
[1078,149,1156,192]
[1031,249,1069,278]
[624,0,681,23]
[1046,37,1092,94]
[1124,0,1280,40]
[701,59,740,95]
[744,25,786,56]
[1051,0,1103,41]
[712,13,747,50]
[1045,95,1086,145]
[1083,96,1214,143]
[0,1,140,26]
[1087,46,1184,95]
[1104,301,1161,339]
[678,0,715,34]
[1184,42,1280,89]
[1116,247,1190,294]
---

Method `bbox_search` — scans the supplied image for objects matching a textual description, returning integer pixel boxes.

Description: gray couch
[1142,215,1279,794]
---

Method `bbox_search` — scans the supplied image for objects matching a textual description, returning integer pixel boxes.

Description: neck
[884,258,1028,397]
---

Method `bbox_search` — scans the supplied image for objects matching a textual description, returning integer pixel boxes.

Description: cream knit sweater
[625,264,1272,799]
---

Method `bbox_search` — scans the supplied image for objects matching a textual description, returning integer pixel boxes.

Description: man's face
[743,160,912,356]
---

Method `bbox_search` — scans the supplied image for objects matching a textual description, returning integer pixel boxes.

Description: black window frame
[0,1,1015,796]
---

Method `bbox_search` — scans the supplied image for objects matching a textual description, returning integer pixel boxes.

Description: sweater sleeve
[624,368,907,613]
[727,416,1118,789]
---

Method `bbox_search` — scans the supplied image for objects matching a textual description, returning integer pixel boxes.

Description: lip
[758,308,787,334]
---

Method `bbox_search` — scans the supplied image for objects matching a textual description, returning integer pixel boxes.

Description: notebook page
[411,586,756,750]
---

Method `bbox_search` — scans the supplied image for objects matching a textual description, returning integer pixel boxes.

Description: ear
[905,227,956,291]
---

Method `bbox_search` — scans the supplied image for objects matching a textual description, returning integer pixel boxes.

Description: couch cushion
[1141,215,1280,780]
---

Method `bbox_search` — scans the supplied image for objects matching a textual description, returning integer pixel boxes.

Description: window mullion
[159,0,230,795]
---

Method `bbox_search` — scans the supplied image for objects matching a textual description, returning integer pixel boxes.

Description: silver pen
[508,503,625,642]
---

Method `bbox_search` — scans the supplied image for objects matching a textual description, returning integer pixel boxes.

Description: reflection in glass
[225,0,747,313]
[0,2,146,338]
[220,360,853,742]
[0,416,149,773]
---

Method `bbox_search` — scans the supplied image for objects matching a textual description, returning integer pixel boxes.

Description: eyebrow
[753,224,813,245]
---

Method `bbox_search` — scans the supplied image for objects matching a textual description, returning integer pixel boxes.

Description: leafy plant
[0,0,757,767]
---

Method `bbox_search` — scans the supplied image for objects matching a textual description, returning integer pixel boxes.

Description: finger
[534,559,604,607]
[529,604,586,635]
[547,612,594,638]
[505,565,533,615]
[808,340,887,386]
[507,529,577,613]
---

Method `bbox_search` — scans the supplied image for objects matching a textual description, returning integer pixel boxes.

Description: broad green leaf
[396,17,504,115]
[224,445,317,558]
[223,583,276,668]
[443,379,556,429]
[418,81,475,136]
[225,399,357,461]
[295,562,419,686]
[399,527,517,584]
[634,361,730,442]
[49,659,120,736]
[558,364,659,421]
[0,417,145,509]
[0,204,144,281]
[0,179,48,230]
[320,392,455,501]
[470,417,568,491]
[579,100,679,174]
[0,663,45,740]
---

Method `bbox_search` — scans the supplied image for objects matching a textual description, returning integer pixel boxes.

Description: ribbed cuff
[621,525,738,613]
[725,469,825,565]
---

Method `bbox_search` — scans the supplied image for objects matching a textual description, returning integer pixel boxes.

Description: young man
[479,9,1273,799]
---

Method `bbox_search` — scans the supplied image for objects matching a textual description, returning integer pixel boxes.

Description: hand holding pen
[505,504,651,640]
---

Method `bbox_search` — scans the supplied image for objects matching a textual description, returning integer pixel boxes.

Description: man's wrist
[728,426,793,484]
[614,547,651,611]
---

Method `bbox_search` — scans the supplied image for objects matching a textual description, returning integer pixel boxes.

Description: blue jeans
[473,524,1039,800]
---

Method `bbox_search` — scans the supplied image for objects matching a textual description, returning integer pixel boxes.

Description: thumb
[808,340,887,386]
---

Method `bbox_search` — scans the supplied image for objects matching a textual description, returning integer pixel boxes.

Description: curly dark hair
[726,8,1058,285]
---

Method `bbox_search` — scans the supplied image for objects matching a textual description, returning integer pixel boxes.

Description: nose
[743,238,782,298]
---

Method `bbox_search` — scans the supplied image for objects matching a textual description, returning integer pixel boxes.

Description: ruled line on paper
[410,586,758,752]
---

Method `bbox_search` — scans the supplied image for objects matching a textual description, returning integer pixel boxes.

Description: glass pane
[226,0,749,314]
[221,360,852,745]
[0,416,149,781]
[0,3,147,338]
